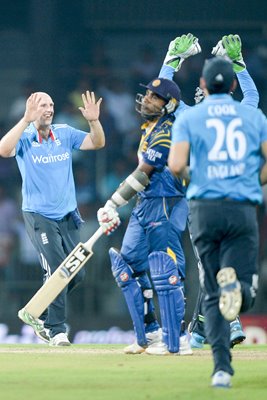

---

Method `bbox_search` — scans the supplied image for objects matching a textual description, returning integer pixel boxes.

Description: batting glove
[194,86,205,104]
[97,200,121,236]
[163,33,202,72]
[212,34,246,73]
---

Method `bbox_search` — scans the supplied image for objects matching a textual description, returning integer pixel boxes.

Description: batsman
[97,33,201,355]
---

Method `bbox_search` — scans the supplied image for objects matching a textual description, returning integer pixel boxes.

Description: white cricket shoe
[49,333,71,347]
[211,370,231,388]
[124,329,162,354]
[145,342,172,355]
[145,334,193,356]
[124,342,146,354]
[145,342,179,356]
[179,334,193,355]
[146,328,162,346]
[217,267,242,321]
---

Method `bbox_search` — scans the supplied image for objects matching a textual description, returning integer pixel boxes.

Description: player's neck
[35,124,51,140]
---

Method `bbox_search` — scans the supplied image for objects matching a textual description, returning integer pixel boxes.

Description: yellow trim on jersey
[139,120,158,154]
[167,247,177,263]
[139,119,173,154]
[150,130,171,142]
[150,139,171,149]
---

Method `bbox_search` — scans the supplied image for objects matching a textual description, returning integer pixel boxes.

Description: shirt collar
[37,129,55,143]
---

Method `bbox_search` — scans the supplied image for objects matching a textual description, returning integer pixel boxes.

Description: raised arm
[78,91,105,150]
[212,34,259,108]
[0,93,43,157]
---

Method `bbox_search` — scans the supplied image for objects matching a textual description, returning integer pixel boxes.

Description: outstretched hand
[79,91,102,122]
[23,93,44,124]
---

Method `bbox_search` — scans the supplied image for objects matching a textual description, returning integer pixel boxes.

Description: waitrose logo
[32,152,70,164]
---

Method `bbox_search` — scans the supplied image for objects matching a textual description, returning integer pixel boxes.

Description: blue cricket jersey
[172,94,267,203]
[16,123,87,219]
[138,114,186,198]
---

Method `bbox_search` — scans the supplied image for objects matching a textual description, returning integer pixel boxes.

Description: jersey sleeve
[237,69,259,108]
[259,112,267,143]
[16,139,22,155]
[171,112,190,144]
[158,64,175,80]
[68,126,88,149]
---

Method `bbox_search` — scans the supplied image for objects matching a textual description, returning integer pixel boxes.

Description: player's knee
[148,251,181,290]
[109,247,135,288]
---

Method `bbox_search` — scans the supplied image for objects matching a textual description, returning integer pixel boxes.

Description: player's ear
[199,77,206,90]
[230,79,237,93]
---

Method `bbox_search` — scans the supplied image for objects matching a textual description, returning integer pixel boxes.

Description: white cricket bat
[18,227,103,320]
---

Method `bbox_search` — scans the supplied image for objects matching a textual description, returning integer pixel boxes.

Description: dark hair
[202,57,234,94]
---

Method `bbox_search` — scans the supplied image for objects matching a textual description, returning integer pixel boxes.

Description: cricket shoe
[146,328,162,346]
[145,336,193,356]
[217,267,242,321]
[49,333,71,347]
[189,332,205,349]
[35,325,50,343]
[124,329,162,354]
[230,317,246,348]
[211,370,231,388]
[145,342,177,356]
[179,334,193,355]
[124,342,146,354]
[18,308,50,343]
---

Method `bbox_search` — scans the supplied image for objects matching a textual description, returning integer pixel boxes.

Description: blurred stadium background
[0,0,267,343]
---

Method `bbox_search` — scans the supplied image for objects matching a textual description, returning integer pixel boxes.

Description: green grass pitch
[0,344,266,400]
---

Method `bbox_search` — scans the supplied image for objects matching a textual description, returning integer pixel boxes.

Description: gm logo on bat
[59,245,91,279]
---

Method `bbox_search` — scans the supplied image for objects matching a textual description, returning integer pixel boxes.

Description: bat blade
[18,227,103,320]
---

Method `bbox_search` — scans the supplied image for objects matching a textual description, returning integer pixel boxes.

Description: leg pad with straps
[109,248,147,346]
[149,251,184,353]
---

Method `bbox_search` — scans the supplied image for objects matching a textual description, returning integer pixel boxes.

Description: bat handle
[84,227,103,251]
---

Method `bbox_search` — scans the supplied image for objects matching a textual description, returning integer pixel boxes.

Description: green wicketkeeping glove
[163,33,201,72]
[212,34,246,73]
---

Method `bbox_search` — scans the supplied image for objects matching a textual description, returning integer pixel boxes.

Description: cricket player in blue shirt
[0,90,105,346]
[168,57,267,387]
[186,35,260,349]
[159,34,259,350]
